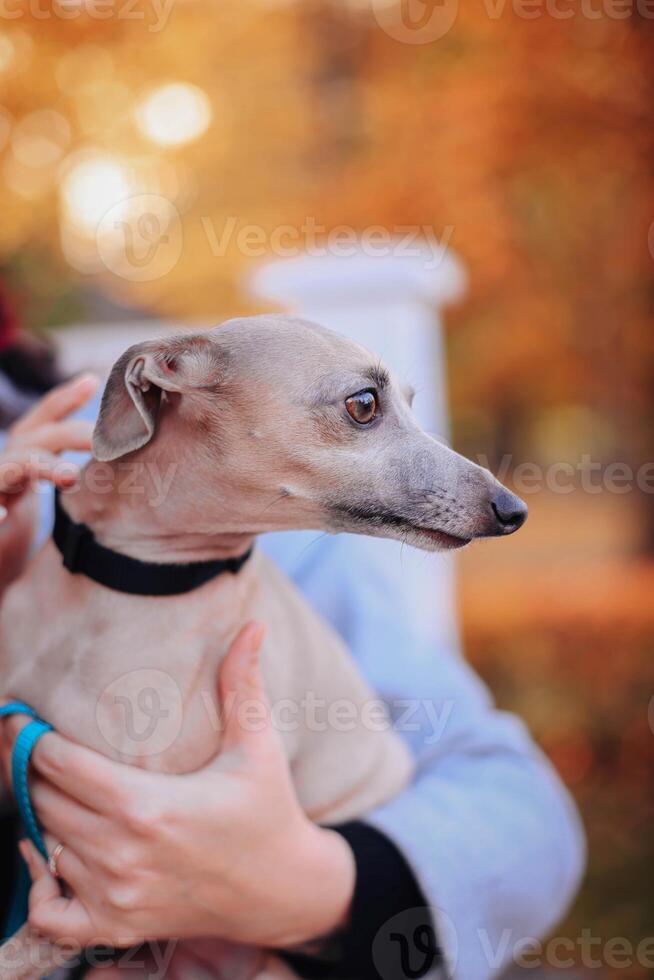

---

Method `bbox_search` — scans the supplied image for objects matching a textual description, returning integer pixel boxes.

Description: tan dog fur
[0,315,525,979]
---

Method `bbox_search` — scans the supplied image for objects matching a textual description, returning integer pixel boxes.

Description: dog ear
[93,334,222,462]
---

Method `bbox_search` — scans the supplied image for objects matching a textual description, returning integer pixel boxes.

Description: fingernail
[59,470,79,485]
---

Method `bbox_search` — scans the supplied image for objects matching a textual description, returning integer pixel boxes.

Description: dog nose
[490,489,528,535]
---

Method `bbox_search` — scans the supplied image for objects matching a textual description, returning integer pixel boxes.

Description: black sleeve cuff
[283,821,440,980]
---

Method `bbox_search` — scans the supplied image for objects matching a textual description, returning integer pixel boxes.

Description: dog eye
[345,389,378,425]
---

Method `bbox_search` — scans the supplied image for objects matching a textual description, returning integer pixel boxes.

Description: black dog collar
[53,491,252,597]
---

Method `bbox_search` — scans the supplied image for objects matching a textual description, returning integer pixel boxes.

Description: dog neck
[61,457,256,564]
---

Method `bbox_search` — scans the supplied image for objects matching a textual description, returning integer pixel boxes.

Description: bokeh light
[136,83,212,148]
[60,153,132,234]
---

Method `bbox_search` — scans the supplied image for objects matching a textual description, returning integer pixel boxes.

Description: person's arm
[283,820,439,980]
[261,530,587,980]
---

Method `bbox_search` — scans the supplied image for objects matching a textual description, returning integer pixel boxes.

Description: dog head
[93,314,526,551]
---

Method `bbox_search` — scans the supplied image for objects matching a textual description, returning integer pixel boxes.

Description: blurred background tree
[0,2,651,510]
[0,2,652,970]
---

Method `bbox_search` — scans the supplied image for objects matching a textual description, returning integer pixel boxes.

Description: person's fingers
[19,838,61,909]
[48,465,80,493]
[0,450,80,496]
[10,374,99,436]
[3,711,31,741]
[0,504,7,523]
[216,622,272,759]
[32,778,106,855]
[31,731,144,815]
[41,832,92,897]
[28,887,94,947]
[21,837,96,946]
[0,452,54,494]
[12,419,94,455]
[30,894,94,946]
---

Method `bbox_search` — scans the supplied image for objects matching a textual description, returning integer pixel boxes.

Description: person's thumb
[216,621,274,759]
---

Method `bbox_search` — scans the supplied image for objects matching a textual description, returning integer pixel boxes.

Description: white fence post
[248,244,467,653]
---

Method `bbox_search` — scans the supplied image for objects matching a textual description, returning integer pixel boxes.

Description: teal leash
[0,700,53,940]
[0,701,109,977]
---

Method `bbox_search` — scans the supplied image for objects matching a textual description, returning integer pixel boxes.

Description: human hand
[0,372,98,521]
[4,623,355,951]
[0,374,98,593]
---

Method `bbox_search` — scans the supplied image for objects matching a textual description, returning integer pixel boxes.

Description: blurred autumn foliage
[1,2,652,524]
[0,0,652,971]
